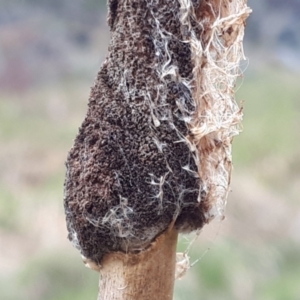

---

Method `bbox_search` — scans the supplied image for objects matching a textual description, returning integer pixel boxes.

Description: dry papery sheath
[64,0,251,265]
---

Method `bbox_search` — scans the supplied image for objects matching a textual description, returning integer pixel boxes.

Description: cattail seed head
[64,0,251,265]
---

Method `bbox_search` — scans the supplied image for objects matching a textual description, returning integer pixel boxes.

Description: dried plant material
[64,0,251,266]
[175,252,190,280]
[182,0,251,223]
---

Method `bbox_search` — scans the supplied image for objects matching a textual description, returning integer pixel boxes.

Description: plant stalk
[98,228,178,300]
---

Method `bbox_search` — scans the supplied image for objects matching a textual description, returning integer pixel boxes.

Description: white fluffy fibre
[178,0,251,222]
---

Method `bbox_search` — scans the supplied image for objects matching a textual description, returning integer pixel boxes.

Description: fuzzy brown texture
[64,0,250,264]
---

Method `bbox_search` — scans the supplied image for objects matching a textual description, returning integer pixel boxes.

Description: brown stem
[98,228,178,300]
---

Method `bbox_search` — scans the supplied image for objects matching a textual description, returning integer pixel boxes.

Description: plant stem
[98,228,178,300]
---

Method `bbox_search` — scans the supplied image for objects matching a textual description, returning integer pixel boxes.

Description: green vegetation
[234,68,300,166]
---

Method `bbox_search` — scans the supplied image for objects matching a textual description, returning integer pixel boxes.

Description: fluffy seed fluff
[64,0,251,265]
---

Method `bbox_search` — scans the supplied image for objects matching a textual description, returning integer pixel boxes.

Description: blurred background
[0,0,299,299]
